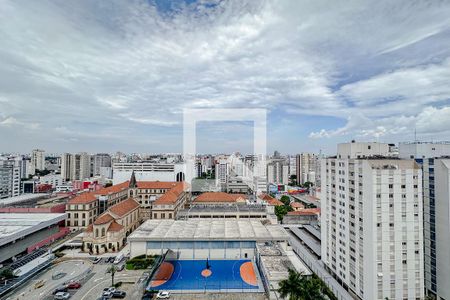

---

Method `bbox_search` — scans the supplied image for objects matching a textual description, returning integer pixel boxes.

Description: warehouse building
[128,219,289,259]
[0,213,67,263]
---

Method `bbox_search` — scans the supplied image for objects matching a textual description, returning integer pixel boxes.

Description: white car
[54,292,71,300]
[156,291,170,299]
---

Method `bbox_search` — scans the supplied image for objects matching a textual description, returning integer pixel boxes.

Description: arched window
[101,227,106,237]
[95,228,99,238]
[176,172,185,182]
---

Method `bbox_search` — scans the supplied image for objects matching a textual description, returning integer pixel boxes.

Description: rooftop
[109,197,140,217]
[193,192,247,204]
[128,219,289,241]
[0,213,66,246]
[0,193,48,207]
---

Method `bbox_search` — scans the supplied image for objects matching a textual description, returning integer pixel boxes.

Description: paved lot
[7,258,146,300]
[9,260,92,300]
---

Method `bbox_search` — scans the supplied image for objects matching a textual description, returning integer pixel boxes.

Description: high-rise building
[398,141,450,299]
[434,159,450,300]
[215,159,229,188]
[93,153,111,176]
[30,149,45,174]
[321,142,424,300]
[0,162,20,198]
[267,159,289,185]
[296,153,317,185]
[61,152,91,181]
[61,153,72,181]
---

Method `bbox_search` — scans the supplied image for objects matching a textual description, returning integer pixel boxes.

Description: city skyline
[1,0,450,153]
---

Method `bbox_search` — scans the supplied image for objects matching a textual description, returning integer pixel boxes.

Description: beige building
[150,182,190,219]
[83,198,140,254]
[66,181,129,230]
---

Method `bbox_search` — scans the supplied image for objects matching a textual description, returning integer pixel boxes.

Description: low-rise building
[192,192,247,205]
[282,208,320,225]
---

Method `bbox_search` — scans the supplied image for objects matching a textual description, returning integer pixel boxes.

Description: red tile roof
[68,192,97,204]
[259,193,283,206]
[153,182,188,205]
[109,198,140,217]
[93,213,114,225]
[194,192,247,203]
[287,208,321,216]
[95,181,129,196]
[85,224,93,232]
[107,221,124,232]
[291,202,305,209]
[137,181,180,189]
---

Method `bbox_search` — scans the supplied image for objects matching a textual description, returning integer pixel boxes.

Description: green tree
[274,204,293,221]
[280,195,290,206]
[0,268,15,279]
[278,270,329,300]
[278,269,302,300]
[303,181,313,189]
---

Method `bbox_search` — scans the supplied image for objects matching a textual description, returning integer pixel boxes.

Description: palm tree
[278,269,327,300]
[278,269,303,300]
[107,264,118,287]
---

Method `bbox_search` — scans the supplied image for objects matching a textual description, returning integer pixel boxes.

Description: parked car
[117,264,125,272]
[111,290,126,298]
[53,286,68,294]
[156,291,170,299]
[54,292,71,300]
[103,287,116,293]
[66,281,81,289]
[107,256,115,263]
[92,257,101,264]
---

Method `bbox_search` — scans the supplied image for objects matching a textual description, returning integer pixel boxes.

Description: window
[102,228,106,236]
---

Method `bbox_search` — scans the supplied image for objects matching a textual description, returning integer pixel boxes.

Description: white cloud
[0,0,450,151]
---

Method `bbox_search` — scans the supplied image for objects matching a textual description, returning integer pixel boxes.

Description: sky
[1,0,450,155]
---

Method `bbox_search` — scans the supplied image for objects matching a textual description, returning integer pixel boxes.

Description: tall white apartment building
[321,142,424,300]
[30,149,45,174]
[215,159,229,187]
[267,159,289,185]
[0,162,20,198]
[61,153,72,181]
[399,141,450,299]
[434,159,450,300]
[296,152,317,185]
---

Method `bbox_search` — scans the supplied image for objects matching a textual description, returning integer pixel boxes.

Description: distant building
[226,175,250,194]
[112,162,191,185]
[0,162,20,198]
[215,159,229,188]
[295,153,317,185]
[267,159,289,185]
[30,149,45,175]
[61,152,91,181]
[93,153,111,176]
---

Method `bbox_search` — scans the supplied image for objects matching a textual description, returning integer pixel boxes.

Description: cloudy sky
[1,0,450,155]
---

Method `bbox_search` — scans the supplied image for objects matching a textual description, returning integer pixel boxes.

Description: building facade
[321,142,424,300]
[30,149,45,175]
[295,153,317,185]
[83,198,140,254]
[93,153,112,176]
[398,141,450,299]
